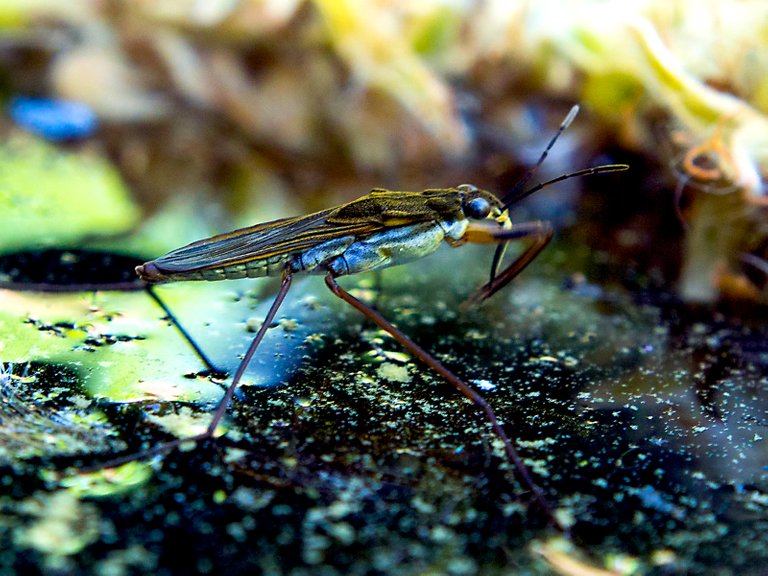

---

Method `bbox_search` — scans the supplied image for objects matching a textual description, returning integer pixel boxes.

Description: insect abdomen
[194,254,292,280]
[137,253,293,283]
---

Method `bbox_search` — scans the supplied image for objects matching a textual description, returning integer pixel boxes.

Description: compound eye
[465,197,491,219]
[457,183,479,193]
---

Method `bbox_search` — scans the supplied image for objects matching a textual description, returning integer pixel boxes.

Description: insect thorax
[293,219,467,277]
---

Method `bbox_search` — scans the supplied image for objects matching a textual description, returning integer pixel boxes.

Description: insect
[104,106,627,528]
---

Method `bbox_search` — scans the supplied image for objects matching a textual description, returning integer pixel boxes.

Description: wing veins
[155,211,381,272]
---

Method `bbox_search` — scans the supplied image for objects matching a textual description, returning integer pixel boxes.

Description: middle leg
[323,271,562,530]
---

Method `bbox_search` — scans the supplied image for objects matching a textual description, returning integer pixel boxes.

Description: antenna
[501,105,580,210]
[489,105,629,283]
[489,164,628,282]
[505,164,629,208]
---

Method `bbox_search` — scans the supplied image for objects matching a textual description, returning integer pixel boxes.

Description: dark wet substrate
[2,244,767,574]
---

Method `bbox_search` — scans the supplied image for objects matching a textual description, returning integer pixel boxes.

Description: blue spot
[9,97,98,140]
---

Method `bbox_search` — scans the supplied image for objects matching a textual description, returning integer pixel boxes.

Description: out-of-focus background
[3,0,767,302]
[2,1,768,575]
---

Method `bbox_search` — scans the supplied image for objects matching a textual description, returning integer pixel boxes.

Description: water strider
[106,106,627,529]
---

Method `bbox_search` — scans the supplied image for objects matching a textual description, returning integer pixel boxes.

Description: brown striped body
[136,186,509,284]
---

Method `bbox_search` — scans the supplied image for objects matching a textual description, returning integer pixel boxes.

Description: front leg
[463,221,553,304]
